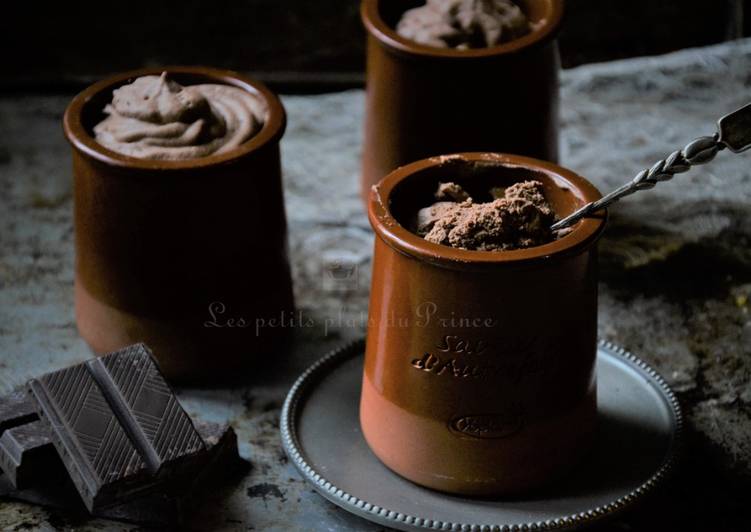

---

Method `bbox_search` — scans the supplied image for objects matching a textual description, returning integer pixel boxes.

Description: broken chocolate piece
[0,420,54,489]
[0,420,243,527]
[0,390,38,434]
[27,343,206,511]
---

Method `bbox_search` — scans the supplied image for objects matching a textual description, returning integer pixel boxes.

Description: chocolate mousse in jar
[63,66,293,383]
[361,152,606,496]
[360,0,563,203]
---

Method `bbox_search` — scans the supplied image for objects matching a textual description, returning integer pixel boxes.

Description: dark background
[2,0,750,92]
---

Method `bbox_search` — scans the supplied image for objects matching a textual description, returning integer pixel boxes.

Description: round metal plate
[281,339,682,531]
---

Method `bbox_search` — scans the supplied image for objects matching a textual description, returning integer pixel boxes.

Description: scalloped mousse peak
[396,0,533,49]
[93,72,267,160]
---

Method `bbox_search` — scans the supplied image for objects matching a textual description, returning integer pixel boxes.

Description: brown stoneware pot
[63,66,293,384]
[360,0,563,203]
[361,152,606,496]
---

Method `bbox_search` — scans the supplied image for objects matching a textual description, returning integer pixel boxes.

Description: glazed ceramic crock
[63,66,293,384]
[360,0,564,203]
[361,152,606,496]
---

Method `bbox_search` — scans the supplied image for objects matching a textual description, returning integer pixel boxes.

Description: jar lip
[368,152,607,267]
[62,66,286,171]
[360,0,564,60]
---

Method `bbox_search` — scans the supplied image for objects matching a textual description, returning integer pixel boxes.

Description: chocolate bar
[27,343,207,511]
[0,421,244,527]
[0,419,54,489]
[0,390,38,433]
[0,391,48,490]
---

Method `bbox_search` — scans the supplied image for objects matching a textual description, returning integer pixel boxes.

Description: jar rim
[368,152,607,268]
[360,0,564,60]
[62,66,286,171]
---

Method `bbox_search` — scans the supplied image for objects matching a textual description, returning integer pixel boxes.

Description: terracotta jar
[63,66,293,384]
[360,0,563,203]
[361,152,606,496]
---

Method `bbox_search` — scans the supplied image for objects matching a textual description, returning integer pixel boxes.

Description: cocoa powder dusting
[413,181,556,251]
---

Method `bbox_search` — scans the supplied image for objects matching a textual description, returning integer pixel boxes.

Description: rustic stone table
[1,39,750,531]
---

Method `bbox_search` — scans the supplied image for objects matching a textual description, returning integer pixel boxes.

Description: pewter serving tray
[281,340,682,531]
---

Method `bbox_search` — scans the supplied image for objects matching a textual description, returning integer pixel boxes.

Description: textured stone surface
[1,39,751,530]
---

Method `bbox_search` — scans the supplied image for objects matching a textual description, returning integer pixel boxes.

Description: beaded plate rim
[280,338,683,532]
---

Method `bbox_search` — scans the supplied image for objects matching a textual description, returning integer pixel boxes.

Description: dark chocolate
[0,420,242,527]
[0,390,38,434]
[27,343,206,511]
[0,420,54,489]
[87,345,205,471]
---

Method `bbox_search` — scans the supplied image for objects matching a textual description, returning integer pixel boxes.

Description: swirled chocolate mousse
[396,0,531,49]
[414,181,556,251]
[94,72,266,160]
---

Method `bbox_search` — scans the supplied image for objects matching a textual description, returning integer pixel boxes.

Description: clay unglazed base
[360,378,596,496]
[74,282,287,383]
[281,339,682,532]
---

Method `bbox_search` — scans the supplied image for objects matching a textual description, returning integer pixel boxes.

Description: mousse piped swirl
[397,0,531,49]
[93,72,267,160]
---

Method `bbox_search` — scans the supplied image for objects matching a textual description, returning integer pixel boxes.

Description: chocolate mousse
[94,73,266,160]
[396,0,532,49]
[414,181,556,250]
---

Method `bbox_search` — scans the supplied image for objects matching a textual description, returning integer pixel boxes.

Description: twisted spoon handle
[551,102,751,231]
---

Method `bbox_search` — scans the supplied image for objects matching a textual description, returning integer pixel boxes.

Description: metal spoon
[551,102,751,231]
